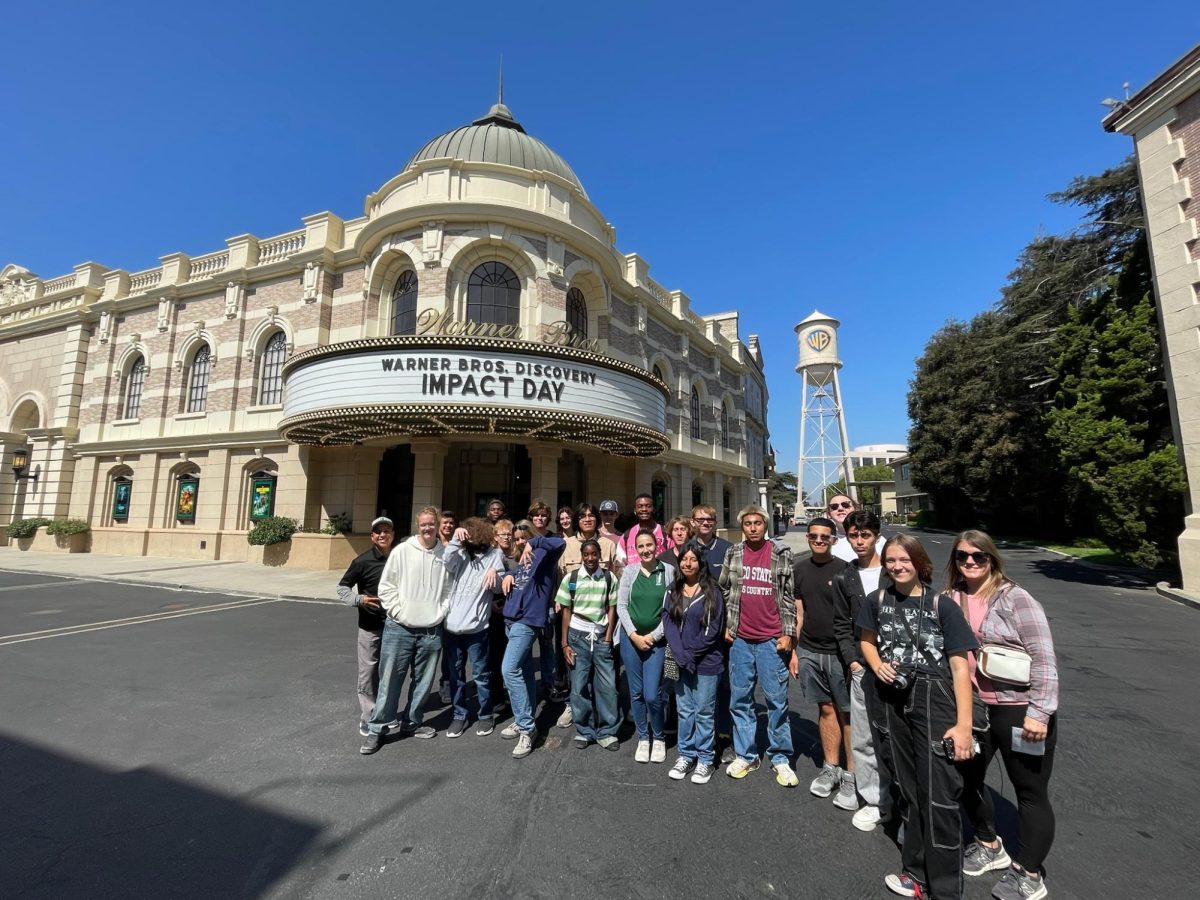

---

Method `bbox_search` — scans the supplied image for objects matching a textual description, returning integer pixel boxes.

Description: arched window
[566,287,587,338]
[258,332,287,405]
[123,355,146,419]
[653,363,667,385]
[721,403,731,450]
[690,387,702,440]
[392,270,418,335]
[186,345,211,413]
[467,262,520,326]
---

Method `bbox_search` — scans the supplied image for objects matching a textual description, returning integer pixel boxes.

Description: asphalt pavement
[1,529,1196,899]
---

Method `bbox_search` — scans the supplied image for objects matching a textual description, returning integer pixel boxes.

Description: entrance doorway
[441,443,531,520]
[376,445,415,535]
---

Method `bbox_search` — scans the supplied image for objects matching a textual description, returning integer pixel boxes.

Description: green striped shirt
[555,567,616,626]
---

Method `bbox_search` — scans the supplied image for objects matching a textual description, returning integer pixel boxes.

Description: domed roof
[404,102,586,197]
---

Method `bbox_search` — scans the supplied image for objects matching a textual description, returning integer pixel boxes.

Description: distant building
[889,454,931,517]
[849,443,907,469]
[1104,44,1200,588]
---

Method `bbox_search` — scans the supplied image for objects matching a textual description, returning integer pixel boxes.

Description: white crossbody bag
[978,645,1032,686]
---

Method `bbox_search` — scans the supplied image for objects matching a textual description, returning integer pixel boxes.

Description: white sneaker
[512,730,535,758]
[556,706,574,728]
[500,723,520,740]
[650,740,667,763]
[773,761,799,788]
[634,740,651,763]
[852,805,882,832]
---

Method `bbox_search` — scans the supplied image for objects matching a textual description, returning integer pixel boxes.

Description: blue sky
[1,2,1193,489]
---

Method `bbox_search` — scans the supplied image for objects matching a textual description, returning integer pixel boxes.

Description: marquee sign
[279,336,670,456]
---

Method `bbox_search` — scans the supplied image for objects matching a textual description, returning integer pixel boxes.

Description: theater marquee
[279,336,670,457]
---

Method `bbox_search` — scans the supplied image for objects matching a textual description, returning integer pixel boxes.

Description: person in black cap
[337,516,396,736]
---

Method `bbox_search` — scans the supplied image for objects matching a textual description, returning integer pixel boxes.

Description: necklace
[682,582,702,597]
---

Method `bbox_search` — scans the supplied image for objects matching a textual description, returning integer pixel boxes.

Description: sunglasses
[807,534,833,544]
[954,550,990,565]
[828,501,853,511]
[693,517,715,524]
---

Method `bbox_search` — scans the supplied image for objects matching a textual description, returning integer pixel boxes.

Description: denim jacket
[718,540,796,638]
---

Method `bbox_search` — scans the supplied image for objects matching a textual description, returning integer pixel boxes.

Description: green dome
[405,103,586,197]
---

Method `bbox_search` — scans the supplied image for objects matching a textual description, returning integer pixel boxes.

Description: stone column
[528,441,560,507]
[69,455,100,522]
[351,445,386,533]
[674,463,692,519]
[410,439,449,526]
[0,435,20,539]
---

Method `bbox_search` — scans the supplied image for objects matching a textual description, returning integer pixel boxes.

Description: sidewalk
[0,546,338,602]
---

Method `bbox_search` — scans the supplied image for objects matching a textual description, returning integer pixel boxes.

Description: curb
[1156,582,1200,612]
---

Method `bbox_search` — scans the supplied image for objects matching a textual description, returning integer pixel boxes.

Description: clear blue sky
[2,2,1193,481]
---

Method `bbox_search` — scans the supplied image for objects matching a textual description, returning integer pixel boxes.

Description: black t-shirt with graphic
[855,585,977,677]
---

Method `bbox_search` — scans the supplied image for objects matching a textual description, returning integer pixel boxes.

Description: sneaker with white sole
[359,732,384,755]
[500,723,520,740]
[963,839,1011,876]
[852,805,883,832]
[406,725,436,739]
[809,763,841,797]
[597,735,620,751]
[725,756,760,779]
[446,719,467,739]
[556,706,574,728]
[832,773,858,810]
[650,740,667,763]
[512,730,535,758]
[691,762,715,784]
[884,871,926,898]
[990,865,1048,900]
[572,734,591,749]
[668,757,693,780]
[358,721,369,737]
[475,718,495,736]
[634,740,651,763]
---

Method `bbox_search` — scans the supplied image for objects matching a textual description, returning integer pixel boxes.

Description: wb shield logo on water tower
[806,329,832,353]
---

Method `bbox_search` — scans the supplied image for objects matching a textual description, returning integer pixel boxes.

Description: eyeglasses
[693,517,715,524]
[531,513,549,520]
[828,502,853,511]
[495,532,513,538]
[954,550,990,566]
[807,535,833,544]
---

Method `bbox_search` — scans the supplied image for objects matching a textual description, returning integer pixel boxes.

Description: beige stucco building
[0,100,771,568]
[1105,45,1200,587]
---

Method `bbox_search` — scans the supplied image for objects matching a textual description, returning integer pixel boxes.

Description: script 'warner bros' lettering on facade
[0,99,771,567]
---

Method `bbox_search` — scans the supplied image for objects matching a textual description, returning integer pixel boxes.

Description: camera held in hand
[891,664,916,691]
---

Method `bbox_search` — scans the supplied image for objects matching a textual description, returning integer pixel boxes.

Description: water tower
[795,311,856,511]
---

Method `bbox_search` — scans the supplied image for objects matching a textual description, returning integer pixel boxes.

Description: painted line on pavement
[0,579,84,593]
[0,597,281,646]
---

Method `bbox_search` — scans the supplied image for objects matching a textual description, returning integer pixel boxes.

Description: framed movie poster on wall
[250,475,276,520]
[112,479,132,522]
[176,477,199,522]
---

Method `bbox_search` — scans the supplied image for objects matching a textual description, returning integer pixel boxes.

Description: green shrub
[6,517,50,539]
[247,516,299,546]
[914,509,936,528]
[321,512,352,535]
[45,518,90,536]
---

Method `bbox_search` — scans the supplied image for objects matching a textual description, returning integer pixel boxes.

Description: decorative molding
[97,310,112,344]
[303,262,323,303]
[422,221,444,267]
[157,297,170,332]
[224,281,245,319]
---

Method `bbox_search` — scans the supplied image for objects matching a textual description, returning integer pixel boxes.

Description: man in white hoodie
[360,506,452,755]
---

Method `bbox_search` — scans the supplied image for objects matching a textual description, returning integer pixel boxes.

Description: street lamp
[11,448,37,481]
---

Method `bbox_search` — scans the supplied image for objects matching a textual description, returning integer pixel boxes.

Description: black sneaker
[359,732,384,755]
[446,719,467,739]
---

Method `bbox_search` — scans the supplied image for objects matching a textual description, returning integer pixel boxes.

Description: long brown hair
[667,541,720,630]
[945,529,1010,598]
[881,534,933,585]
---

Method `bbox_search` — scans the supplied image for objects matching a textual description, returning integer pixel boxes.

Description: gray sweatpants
[851,667,892,809]
[357,627,383,722]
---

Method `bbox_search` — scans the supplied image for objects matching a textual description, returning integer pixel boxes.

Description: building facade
[1105,45,1200,588]
[0,101,770,566]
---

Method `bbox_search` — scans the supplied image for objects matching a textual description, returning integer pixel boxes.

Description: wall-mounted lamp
[11,448,37,481]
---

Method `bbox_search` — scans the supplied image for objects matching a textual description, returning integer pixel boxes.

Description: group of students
[337,493,1059,900]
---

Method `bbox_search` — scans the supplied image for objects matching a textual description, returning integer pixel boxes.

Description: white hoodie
[377,535,451,628]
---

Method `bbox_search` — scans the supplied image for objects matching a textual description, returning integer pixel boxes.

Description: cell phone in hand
[1011,727,1046,756]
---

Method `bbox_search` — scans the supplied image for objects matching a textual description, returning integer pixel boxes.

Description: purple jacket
[662,582,725,676]
[502,535,566,628]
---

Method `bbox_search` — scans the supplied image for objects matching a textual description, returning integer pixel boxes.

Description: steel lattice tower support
[795,311,855,511]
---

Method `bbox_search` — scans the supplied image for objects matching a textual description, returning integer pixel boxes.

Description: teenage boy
[826,494,885,563]
[485,499,506,524]
[500,499,566,759]
[791,517,854,805]
[360,507,452,755]
[556,539,620,750]
[833,509,895,832]
[337,516,395,736]
[619,493,674,561]
[597,500,626,569]
[718,505,798,787]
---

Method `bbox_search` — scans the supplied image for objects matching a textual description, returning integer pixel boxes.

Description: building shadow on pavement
[1,732,321,899]
[1027,557,1160,590]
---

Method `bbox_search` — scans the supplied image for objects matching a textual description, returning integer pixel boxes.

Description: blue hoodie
[662,580,726,676]
[502,535,567,628]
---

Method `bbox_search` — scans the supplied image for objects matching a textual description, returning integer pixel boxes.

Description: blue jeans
[675,668,720,765]
[502,622,539,734]
[445,629,492,722]
[537,612,557,692]
[728,636,793,766]
[620,638,665,740]
[567,629,619,740]
[368,620,443,734]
